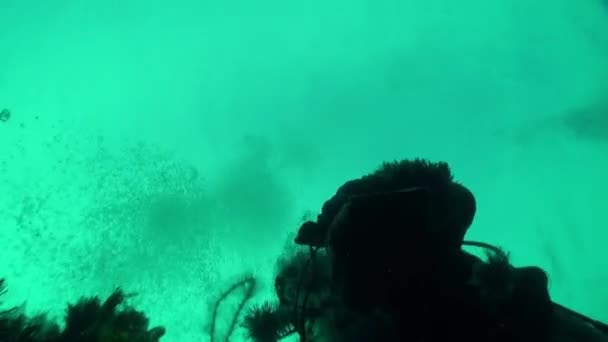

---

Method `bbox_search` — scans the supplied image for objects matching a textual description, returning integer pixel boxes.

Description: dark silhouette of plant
[242,301,293,342]
[0,278,165,342]
[209,276,256,342]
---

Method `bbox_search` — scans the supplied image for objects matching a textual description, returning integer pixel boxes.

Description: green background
[1,0,607,341]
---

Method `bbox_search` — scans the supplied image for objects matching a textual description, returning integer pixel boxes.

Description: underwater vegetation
[0,278,165,342]
[208,276,257,342]
[0,275,261,342]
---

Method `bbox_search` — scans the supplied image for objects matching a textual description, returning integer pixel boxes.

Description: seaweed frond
[242,302,293,342]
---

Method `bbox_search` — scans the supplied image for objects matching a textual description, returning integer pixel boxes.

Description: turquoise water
[1,0,607,341]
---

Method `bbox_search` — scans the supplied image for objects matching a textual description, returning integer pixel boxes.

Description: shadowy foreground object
[0,279,165,342]
[243,158,608,342]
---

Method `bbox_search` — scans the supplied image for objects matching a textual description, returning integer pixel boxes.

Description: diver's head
[295,159,477,252]
[294,159,477,314]
[325,187,433,313]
